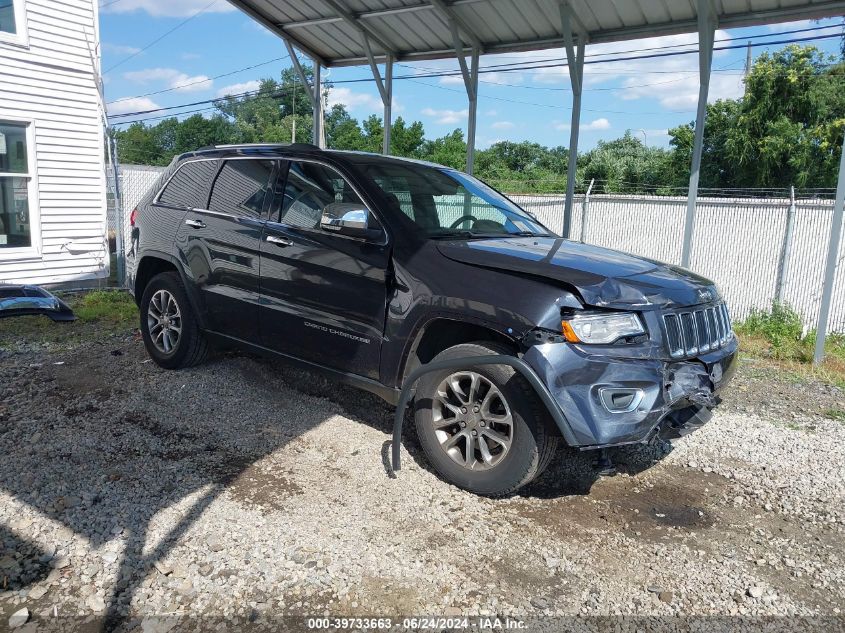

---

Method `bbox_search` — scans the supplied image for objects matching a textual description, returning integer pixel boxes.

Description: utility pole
[744,41,752,79]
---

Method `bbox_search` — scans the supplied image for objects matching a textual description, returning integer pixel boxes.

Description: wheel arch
[400,317,520,385]
[134,253,207,330]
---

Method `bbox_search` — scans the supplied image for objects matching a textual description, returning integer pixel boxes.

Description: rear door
[177,158,275,343]
[258,159,390,379]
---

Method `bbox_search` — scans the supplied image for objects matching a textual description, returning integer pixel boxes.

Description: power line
[109,30,845,125]
[103,0,221,74]
[107,22,841,106]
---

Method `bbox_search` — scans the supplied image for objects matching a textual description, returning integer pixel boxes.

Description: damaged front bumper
[0,285,76,321]
[522,335,738,449]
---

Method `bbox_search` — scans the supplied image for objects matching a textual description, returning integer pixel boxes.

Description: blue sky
[100,0,844,150]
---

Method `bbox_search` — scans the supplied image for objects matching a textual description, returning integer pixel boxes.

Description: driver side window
[276,161,362,230]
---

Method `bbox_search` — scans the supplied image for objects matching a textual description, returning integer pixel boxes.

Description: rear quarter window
[157,160,219,209]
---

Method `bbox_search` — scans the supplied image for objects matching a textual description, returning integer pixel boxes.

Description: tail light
[129,208,138,227]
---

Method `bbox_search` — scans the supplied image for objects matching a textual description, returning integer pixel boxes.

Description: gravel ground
[1,314,844,632]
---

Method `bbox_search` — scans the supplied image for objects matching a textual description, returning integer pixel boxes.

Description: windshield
[357,161,552,238]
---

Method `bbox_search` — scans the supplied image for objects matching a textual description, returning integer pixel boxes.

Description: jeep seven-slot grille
[663,303,732,358]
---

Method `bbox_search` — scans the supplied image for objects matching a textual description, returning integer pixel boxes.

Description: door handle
[266,235,293,247]
[185,219,206,229]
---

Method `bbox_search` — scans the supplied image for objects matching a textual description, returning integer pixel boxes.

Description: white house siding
[0,0,107,286]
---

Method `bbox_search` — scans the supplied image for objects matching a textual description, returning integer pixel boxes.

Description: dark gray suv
[127,143,737,495]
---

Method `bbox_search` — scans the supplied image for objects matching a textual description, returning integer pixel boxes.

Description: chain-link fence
[113,164,845,332]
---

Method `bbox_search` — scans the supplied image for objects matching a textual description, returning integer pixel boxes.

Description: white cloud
[491,121,515,130]
[421,107,468,125]
[329,87,381,112]
[102,42,141,55]
[107,96,160,116]
[440,71,521,87]
[216,80,261,98]
[123,68,213,93]
[766,19,812,32]
[100,0,235,17]
[556,118,611,132]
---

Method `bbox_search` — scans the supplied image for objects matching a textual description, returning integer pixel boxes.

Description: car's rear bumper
[522,336,738,448]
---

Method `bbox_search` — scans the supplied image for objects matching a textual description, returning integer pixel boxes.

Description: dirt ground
[1,307,843,632]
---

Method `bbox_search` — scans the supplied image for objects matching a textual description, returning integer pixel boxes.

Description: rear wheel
[139,271,208,369]
[414,342,559,496]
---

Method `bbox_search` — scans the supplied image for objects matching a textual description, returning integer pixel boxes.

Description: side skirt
[203,330,401,405]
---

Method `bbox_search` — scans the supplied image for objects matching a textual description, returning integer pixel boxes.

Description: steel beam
[286,41,318,110]
[313,61,323,147]
[680,0,716,268]
[466,47,479,174]
[227,0,327,66]
[813,134,845,364]
[384,55,394,155]
[429,0,483,52]
[320,0,396,56]
[560,1,585,239]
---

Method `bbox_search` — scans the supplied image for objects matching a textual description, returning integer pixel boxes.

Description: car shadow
[0,342,379,631]
[1,340,675,630]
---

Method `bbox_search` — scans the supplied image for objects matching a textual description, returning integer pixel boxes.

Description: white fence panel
[118,165,844,332]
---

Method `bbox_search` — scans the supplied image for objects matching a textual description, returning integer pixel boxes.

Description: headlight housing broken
[562,311,646,345]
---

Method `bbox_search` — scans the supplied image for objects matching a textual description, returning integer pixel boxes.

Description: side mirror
[320,202,381,240]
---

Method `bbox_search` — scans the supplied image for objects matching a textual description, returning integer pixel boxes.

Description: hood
[436,237,717,309]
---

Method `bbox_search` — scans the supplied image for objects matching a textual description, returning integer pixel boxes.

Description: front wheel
[139,271,208,369]
[414,342,559,496]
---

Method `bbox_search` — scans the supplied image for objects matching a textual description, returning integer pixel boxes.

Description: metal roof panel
[226,0,845,66]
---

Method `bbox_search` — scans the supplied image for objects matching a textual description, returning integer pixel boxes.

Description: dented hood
[436,237,717,309]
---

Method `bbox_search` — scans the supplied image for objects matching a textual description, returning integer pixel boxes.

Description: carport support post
[560,1,585,239]
[363,36,394,155]
[312,61,323,147]
[681,0,716,268]
[466,47,479,174]
[285,42,323,147]
[383,55,393,155]
[813,135,845,365]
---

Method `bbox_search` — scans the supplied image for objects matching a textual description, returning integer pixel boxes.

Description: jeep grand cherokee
[127,143,737,496]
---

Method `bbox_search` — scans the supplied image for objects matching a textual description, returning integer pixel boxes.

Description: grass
[74,290,138,324]
[823,408,845,423]
[735,302,845,390]
[0,289,138,350]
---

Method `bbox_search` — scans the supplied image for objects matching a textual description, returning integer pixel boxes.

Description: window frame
[152,157,218,212]
[0,0,29,48]
[0,115,40,259]
[269,157,389,245]
[207,158,277,221]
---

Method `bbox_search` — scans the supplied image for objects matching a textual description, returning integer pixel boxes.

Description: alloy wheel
[432,371,514,470]
[147,289,182,354]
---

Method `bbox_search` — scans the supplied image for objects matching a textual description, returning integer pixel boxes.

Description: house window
[0,1,17,35]
[0,121,32,249]
[0,0,27,45]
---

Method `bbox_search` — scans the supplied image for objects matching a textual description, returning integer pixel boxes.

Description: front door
[258,160,390,380]
[179,158,275,343]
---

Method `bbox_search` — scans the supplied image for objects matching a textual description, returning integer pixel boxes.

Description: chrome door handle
[185,219,206,229]
[266,235,293,247]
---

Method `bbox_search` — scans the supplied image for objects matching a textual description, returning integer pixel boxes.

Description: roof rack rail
[194,142,322,152]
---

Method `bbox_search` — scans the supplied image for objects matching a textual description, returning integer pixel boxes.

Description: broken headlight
[561,311,645,345]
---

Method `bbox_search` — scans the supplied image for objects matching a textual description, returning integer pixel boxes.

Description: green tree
[668,45,845,189]
[419,129,467,170]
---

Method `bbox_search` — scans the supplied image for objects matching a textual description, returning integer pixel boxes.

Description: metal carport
[226,0,845,361]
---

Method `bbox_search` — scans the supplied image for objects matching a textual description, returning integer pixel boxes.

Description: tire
[414,342,559,496]
[139,271,208,370]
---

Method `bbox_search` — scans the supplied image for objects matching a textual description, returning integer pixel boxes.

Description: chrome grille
[664,302,732,358]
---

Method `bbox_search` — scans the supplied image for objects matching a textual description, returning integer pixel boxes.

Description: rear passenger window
[209,159,275,219]
[277,162,363,230]
[157,160,218,209]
